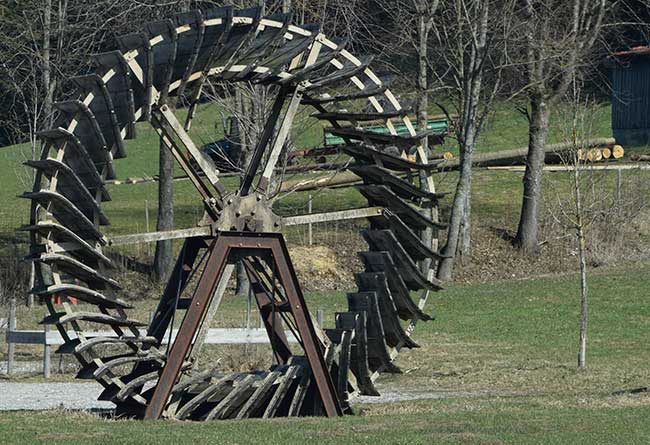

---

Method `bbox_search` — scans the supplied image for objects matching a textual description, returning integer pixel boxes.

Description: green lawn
[3,263,650,444]
[2,397,650,444]
[0,100,621,239]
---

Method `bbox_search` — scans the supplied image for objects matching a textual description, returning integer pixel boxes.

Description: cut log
[612,144,625,159]
[440,137,616,170]
[587,148,603,162]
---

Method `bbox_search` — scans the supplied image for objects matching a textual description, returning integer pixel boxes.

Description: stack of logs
[577,144,624,162]
[439,137,620,170]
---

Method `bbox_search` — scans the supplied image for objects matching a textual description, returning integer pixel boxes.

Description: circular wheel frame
[24,7,444,420]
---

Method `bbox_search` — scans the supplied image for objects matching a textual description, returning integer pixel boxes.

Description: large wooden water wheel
[23,7,446,420]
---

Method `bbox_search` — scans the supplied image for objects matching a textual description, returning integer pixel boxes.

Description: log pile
[439,137,618,170]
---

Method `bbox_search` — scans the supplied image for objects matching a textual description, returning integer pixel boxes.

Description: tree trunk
[416,12,435,275]
[416,13,429,153]
[459,190,471,257]
[437,127,476,280]
[42,0,53,127]
[574,150,588,370]
[234,87,250,297]
[153,104,175,282]
[514,96,549,252]
[577,223,588,369]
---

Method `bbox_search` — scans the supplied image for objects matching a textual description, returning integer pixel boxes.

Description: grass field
[0,100,618,237]
[5,98,650,443]
[3,262,650,444]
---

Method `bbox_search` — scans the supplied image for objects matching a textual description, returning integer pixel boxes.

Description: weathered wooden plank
[312,109,409,122]
[19,221,111,265]
[25,161,109,225]
[25,157,110,202]
[357,185,444,231]
[21,190,105,240]
[75,335,157,354]
[55,100,109,152]
[205,374,258,420]
[109,226,212,246]
[305,56,373,92]
[282,207,383,226]
[145,19,177,100]
[32,253,118,289]
[350,164,445,201]
[41,311,146,328]
[94,354,163,379]
[362,229,443,291]
[115,371,159,402]
[262,366,300,418]
[287,368,311,416]
[72,74,126,159]
[336,330,353,402]
[278,38,348,85]
[38,127,112,181]
[332,126,444,148]
[342,143,442,171]
[93,50,136,141]
[335,311,378,396]
[346,292,400,373]
[370,209,446,261]
[117,32,152,121]
[174,10,205,98]
[213,7,263,77]
[359,251,433,321]
[224,13,291,81]
[355,272,419,348]
[32,282,129,309]
[252,23,318,83]
[235,371,281,419]
[301,83,390,105]
[176,374,236,420]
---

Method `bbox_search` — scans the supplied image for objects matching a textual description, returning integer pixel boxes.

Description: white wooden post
[27,263,34,307]
[43,322,51,378]
[616,168,622,206]
[308,194,313,246]
[145,199,151,256]
[7,297,16,375]
[317,308,324,326]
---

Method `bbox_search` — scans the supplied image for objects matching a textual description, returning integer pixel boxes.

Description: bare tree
[543,81,649,369]
[433,0,516,280]
[513,0,608,252]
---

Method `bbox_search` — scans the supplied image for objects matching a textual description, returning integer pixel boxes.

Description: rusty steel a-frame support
[143,231,343,419]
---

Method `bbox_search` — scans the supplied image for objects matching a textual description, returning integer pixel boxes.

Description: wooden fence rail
[5,328,299,378]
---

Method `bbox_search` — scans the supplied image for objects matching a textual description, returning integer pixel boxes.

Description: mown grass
[2,395,650,445]
[3,263,650,443]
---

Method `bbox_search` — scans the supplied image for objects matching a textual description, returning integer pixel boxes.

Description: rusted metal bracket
[143,231,343,420]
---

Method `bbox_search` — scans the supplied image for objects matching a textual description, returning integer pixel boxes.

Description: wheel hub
[214,193,281,233]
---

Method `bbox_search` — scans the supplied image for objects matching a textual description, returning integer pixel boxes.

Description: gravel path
[0,382,112,411]
[0,381,494,411]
